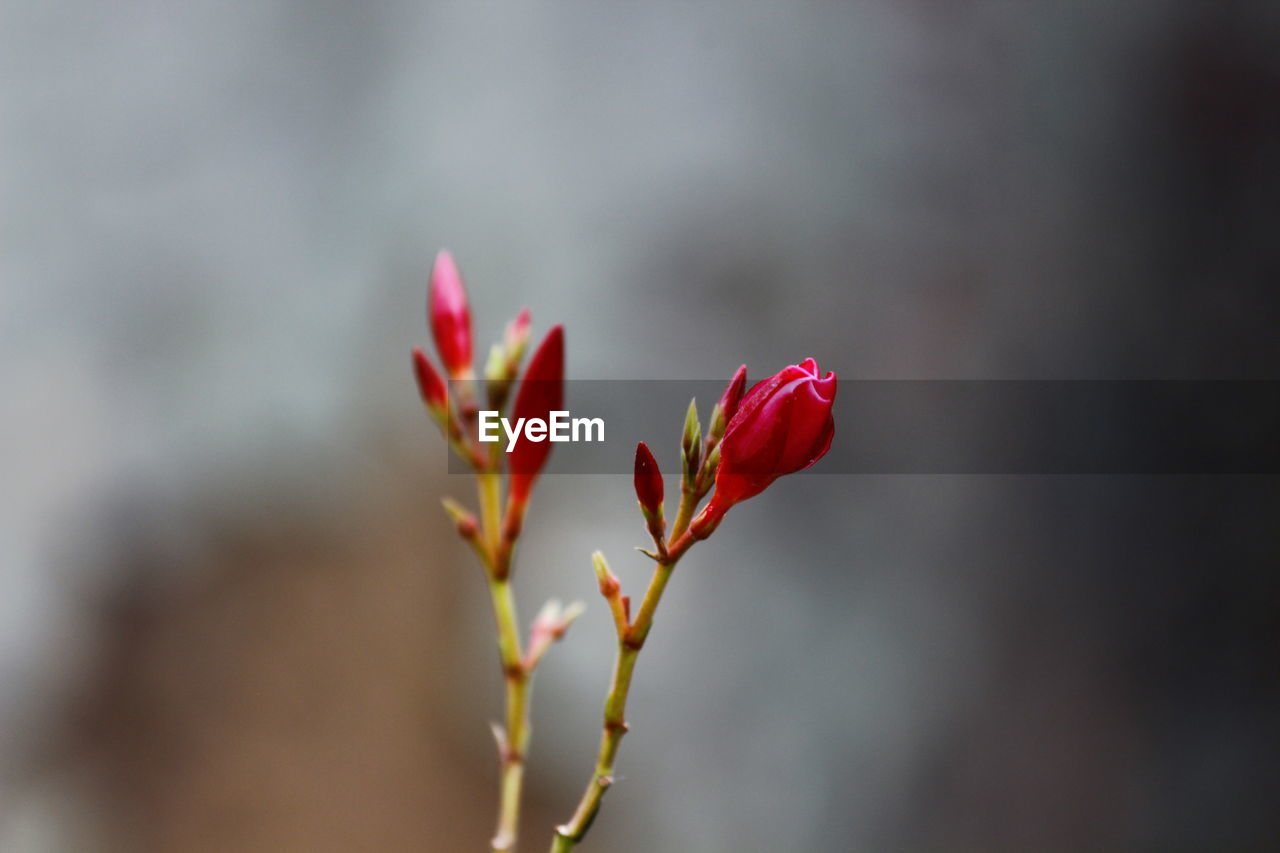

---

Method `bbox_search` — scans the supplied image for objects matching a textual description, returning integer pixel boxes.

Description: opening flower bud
[691,358,837,537]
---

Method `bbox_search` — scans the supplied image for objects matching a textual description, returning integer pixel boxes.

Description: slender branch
[479,470,531,853]
[549,499,699,851]
[478,470,503,560]
[491,580,529,853]
[668,478,699,543]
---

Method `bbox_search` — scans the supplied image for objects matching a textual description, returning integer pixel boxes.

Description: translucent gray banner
[445,381,1280,474]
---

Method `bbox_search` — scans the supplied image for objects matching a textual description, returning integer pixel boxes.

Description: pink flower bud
[428,249,473,377]
[633,442,664,516]
[505,307,532,353]
[508,325,565,505]
[411,347,447,410]
[691,358,836,537]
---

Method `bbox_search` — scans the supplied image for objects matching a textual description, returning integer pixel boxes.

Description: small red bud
[634,441,667,547]
[412,347,447,410]
[721,364,748,416]
[428,249,473,377]
[708,364,748,444]
[633,442,664,516]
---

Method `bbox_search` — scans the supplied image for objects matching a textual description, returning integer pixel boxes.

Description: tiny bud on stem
[484,343,511,410]
[504,307,532,367]
[707,364,747,446]
[592,551,620,597]
[441,497,480,542]
[591,551,629,637]
[681,398,702,486]
[694,442,721,500]
[412,347,448,413]
[633,442,666,550]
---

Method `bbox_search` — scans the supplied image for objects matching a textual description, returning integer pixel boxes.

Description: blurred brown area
[51,465,511,852]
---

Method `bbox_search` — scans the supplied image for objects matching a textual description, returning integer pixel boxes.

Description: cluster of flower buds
[412,250,566,563]
[412,249,838,853]
[632,358,837,548]
[414,250,581,853]
[554,359,836,851]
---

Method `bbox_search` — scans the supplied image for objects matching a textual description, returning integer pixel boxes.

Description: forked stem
[549,493,699,852]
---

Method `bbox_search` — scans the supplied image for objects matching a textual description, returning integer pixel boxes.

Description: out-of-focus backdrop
[3,2,1278,851]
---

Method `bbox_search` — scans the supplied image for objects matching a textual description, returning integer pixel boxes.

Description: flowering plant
[412,251,836,852]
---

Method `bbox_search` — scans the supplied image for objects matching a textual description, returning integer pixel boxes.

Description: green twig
[549,484,700,851]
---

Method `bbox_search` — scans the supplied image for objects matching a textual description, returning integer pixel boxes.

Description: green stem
[551,466,701,853]
[668,482,698,543]
[479,471,503,559]
[480,472,530,853]
[549,558,676,852]
[490,575,530,852]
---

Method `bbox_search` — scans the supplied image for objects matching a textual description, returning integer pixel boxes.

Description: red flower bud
[633,442,664,515]
[507,325,565,505]
[719,364,748,420]
[708,364,748,444]
[691,358,836,537]
[411,346,447,410]
[428,249,473,377]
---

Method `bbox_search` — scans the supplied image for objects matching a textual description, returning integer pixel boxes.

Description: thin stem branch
[478,471,503,560]
[549,494,700,851]
[668,482,698,543]
[479,471,531,853]
[491,579,529,853]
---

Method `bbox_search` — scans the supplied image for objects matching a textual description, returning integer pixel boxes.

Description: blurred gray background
[2,1,1278,850]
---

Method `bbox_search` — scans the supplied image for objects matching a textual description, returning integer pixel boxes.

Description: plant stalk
[480,471,531,853]
[549,491,698,851]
